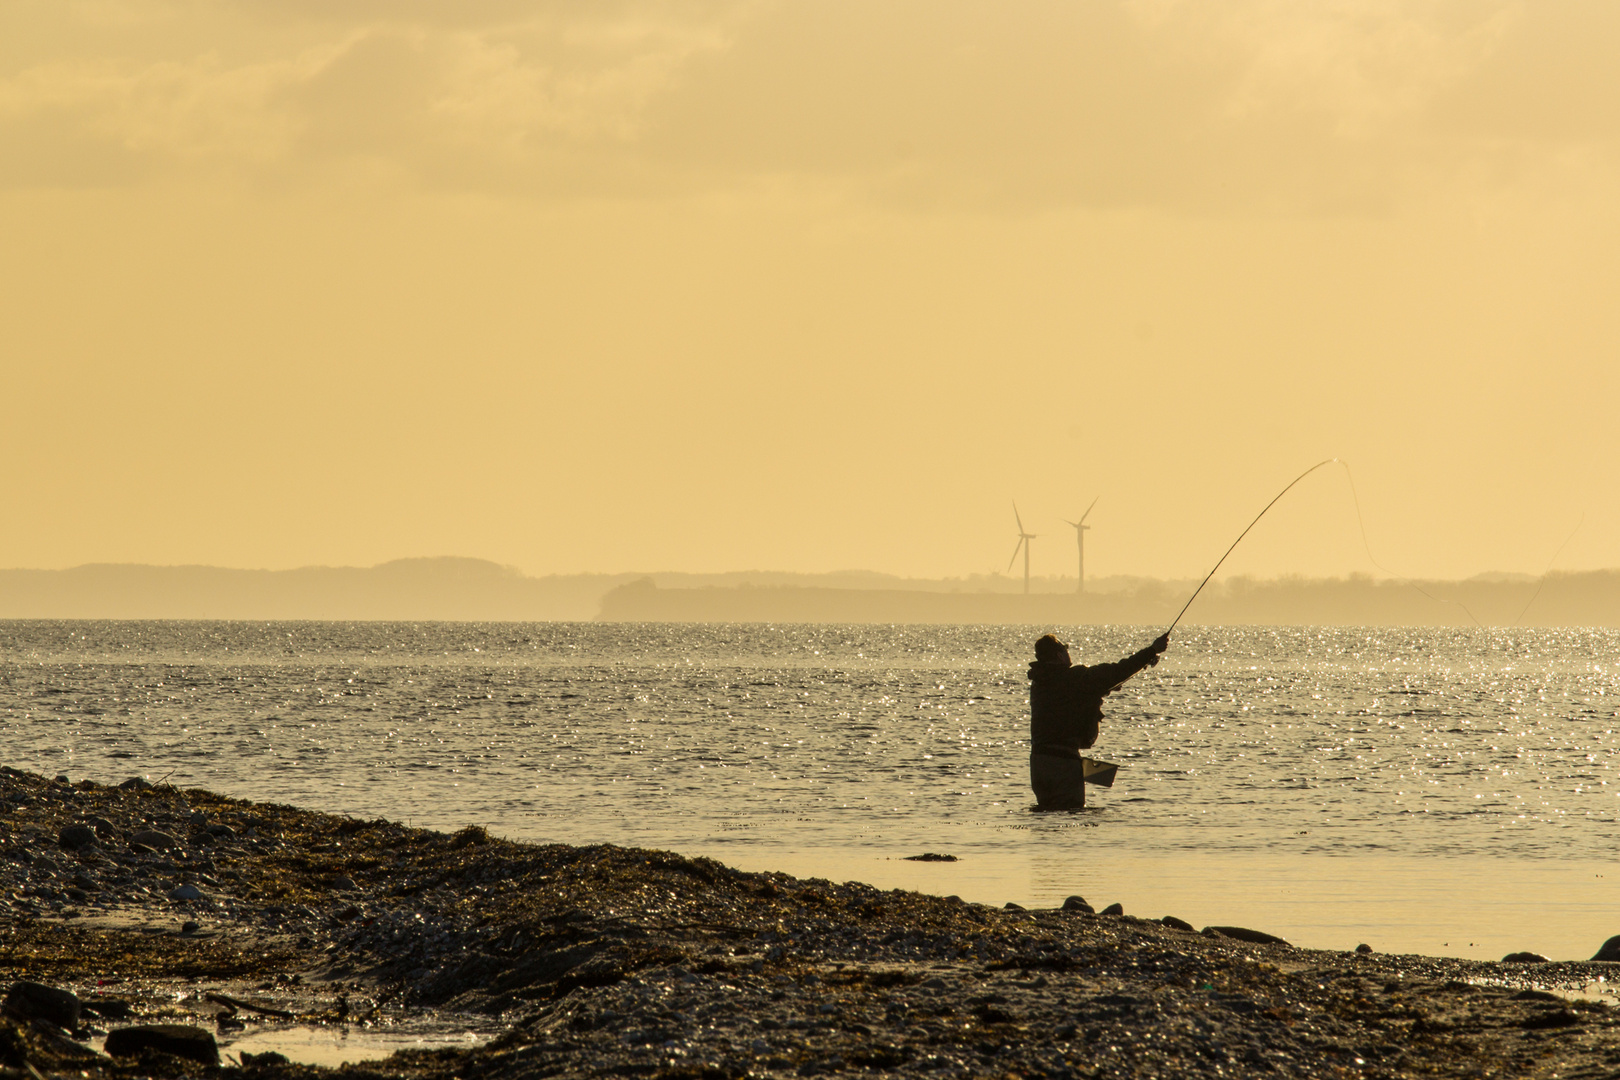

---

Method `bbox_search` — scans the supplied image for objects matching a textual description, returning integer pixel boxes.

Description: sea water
[2,620,1617,961]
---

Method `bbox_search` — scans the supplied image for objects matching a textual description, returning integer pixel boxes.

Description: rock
[452,825,490,848]
[104,1024,220,1064]
[118,777,151,790]
[242,1050,290,1068]
[57,825,97,850]
[80,998,132,1020]
[1502,951,1551,964]
[1202,926,1290,946]
[330,876,358,891]
[4,981,82,1029]
[1160,915,1194,932]
[1003,902,1026,911]
[181,921,200,934]
[1101,903,1124,916]
[1061,896,1094,914]
[131,830,178,850]
[903,853,957,862]
[1521,1008,1582,1029]
[86,816,117,838]
[1591,935,1620,962]
[169,884,205,901]
[1355,943,1374,954]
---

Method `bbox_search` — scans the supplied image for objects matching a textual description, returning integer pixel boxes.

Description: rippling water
[4,620,1618,959]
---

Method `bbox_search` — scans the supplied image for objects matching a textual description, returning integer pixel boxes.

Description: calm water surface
[3,621,1617,960]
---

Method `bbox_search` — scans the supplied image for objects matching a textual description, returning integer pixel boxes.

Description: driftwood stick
[203,992,294,1019]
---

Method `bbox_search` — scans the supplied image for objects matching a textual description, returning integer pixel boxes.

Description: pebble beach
[5,764,1620,1079]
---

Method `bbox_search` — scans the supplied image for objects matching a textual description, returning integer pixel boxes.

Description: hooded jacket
[1028,645,1160,759]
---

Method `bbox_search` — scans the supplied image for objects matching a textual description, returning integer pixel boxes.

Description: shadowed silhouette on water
[1026,631,1169,811]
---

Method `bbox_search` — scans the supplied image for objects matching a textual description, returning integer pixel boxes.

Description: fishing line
[1512,512,1585,627]
[1167,458,1491,632]
[1335,461,1482,628]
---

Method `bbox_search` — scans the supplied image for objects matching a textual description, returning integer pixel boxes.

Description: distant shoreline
[1,558,1616,625]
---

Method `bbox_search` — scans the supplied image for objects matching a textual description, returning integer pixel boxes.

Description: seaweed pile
[5,765,1620,1079]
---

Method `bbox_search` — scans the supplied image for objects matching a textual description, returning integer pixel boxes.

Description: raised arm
[1080,633,1170,695]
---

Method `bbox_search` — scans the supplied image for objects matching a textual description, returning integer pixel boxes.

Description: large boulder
[3,982,81,1029]
[104,1025,219,1064]
[1592,935,1620,962]
[1203,926,1291,947]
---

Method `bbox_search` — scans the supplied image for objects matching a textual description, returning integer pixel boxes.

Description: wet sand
[4,765,1620,1079]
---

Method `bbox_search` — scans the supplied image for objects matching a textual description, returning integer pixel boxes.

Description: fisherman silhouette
[1028,631,1169,811]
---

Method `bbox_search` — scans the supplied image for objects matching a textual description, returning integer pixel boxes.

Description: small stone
[58,825,97,850]
[104,1024,219,1064]
[1003,902,1025,911]
[330,876,357,891]
[1160,915,1195,932]
[1061,895,1094,914]
[169,884,205,901]
[1591,935,1620,962]
[87,817,117,838]
[1101,903,1124,916]
[1355,943,1374,954]
[53,774,69,784]
[132,830,179,850]
[181,921,200,935]
[119,777,151,790]
[902,853,957,862]
[1502,951,1551,964]
[4,981,81,1029]
[81,998,132,1020]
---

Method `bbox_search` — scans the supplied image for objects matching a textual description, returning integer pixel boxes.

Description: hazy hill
[599,572,1620,627]
[0,560,1615,626]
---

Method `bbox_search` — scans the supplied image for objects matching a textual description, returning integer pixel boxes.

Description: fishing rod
[1165,459,1339,634]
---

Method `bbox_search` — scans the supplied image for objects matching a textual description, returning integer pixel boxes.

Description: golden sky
[4,1,1618,581]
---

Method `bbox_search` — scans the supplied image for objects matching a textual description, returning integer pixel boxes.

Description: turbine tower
[1064,496,1099,595]
[1008,503,1036,595]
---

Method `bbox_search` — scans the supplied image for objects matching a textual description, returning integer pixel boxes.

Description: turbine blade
[1079,495,1099,525]
[1007,537,1025,572]
[1013,501,1025,534]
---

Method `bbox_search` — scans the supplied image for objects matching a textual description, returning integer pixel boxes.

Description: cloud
[0,0,1616,213]
[0,1,748,188]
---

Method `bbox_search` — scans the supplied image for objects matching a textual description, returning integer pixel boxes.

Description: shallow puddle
[221,1021,497,1067]
[92,1019,500,1069]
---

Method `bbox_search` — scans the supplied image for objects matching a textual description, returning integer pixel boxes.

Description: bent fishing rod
[1164,458,1339,635]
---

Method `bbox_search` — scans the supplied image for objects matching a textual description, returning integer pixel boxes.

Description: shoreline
[4,766,1620,1079]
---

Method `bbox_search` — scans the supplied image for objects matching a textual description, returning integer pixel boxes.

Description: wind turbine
[1008,503,1036,595]
[1064,496,1099,595]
